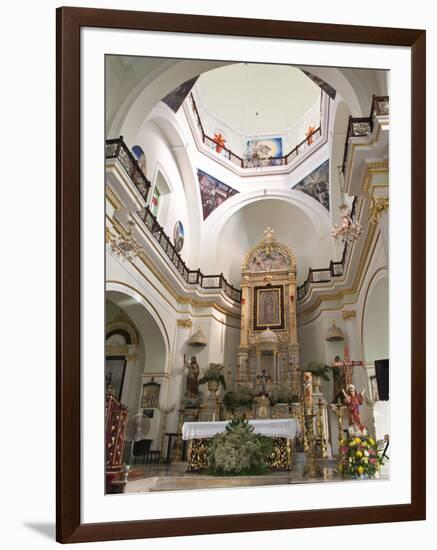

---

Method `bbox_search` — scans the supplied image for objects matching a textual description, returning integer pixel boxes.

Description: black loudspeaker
[374,359,389,401]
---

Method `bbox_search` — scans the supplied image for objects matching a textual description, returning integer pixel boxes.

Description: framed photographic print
[57,6,426,544]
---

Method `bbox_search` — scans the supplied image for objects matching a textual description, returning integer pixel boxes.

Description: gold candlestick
[303,411,322,478]
[173,411,184,463]
[317,398,328,459]
[330,400,345,451]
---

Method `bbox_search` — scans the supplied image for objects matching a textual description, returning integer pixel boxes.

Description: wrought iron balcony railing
[189,93,321,169]
[342,95,389,173]
[296,197,357,301]
[106,137,152,201]
[106,136,355,304]
[141,207,242,303]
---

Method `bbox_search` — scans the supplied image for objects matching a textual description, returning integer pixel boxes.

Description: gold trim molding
[106,185,123,210]
[342,310,356,320]
[177,318,193,328]
[362,161,389,193]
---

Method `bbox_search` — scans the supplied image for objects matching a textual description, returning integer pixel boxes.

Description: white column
[166,318,192,433]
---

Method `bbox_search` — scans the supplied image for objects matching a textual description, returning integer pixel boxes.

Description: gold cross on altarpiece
[331,346,363,386]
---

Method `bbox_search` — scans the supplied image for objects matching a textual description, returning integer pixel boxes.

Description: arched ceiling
[195,64,321,136]
[214,198,335,287]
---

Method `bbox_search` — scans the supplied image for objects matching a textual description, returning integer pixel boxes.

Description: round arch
[140,104,204,265]
[199,190,335,286]
[106,282,170,374]
[361,270,389,363]
[110,61,368,142]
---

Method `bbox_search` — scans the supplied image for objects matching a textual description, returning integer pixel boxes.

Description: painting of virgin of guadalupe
[256,287,283,328]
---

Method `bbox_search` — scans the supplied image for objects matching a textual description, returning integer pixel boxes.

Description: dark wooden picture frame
[57,7,426,543]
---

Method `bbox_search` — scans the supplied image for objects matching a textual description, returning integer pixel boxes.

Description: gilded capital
[177,318,193,328]
[342,310,356,320]
[369,196,389,224]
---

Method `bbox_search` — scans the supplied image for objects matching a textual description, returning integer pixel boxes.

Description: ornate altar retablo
[237,227,301,400]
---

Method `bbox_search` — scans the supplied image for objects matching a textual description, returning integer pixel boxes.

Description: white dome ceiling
[195,64,321,136]
[214,198,335,287]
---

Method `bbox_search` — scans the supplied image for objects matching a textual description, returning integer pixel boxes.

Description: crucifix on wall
[331,346,363,402]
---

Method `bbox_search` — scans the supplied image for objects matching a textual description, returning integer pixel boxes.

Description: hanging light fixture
[331,204,362,244]
[187,329,208,346]
[325,321,344,342]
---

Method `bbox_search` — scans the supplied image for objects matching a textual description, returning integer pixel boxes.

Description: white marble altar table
[182,418,299,441]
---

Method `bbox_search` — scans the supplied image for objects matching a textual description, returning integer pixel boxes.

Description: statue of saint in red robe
[342,384,366,433]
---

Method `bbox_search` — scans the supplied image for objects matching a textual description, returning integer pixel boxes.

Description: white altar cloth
[182,418,299,441]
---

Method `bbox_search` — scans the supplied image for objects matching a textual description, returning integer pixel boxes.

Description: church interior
[104,57,390,493]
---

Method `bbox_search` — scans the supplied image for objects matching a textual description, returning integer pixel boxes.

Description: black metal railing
[189,93,322,169]
[141,206,242,303]
[106,136,358,304]
[106,137,152,201]
[342,95,389,173]
[296,196,358,301]
[297,261,344,301]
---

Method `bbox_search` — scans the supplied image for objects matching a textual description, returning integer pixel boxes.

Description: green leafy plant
[270,385,298,405]
[223,385,254,411]
[305,362,331,382]
[207,418,274,475]
[199,362,226,389]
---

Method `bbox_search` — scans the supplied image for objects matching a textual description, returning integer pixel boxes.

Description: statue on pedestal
[184,355,200,398]
[342,384,367,434]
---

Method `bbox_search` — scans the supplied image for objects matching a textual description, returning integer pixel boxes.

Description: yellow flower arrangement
[338,434,385,479]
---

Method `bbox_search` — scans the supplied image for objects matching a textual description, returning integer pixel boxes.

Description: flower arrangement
[198,362,226,389]
[338,435,385,478]
[207,418,274,475]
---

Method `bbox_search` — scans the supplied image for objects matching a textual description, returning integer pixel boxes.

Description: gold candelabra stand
[317,398,329,459]
[302,406,322,478]
[329,399,346,451]
[173,411,184,463]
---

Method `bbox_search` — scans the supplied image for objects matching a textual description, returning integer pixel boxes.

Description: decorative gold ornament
[368,196,389,224]
[177,318,193,328]
[342,309,356,320]
[107,216,142,262]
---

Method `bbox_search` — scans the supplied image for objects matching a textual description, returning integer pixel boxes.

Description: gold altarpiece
[236,228,301,398]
